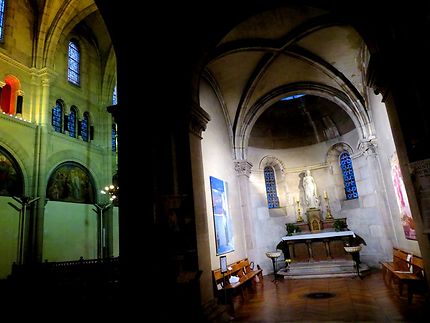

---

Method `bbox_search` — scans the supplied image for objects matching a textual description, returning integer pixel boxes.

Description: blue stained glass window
[340,152,359,200]
[68,40,80,85]
[68,107,76,138]
[81,112,89,142]
[0,0,5,42]
[52,102,62,132]
[264,166,279,208]
[112,84,117,105]
[112,123,117,152]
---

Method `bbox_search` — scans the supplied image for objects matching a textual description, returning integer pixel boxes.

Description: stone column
[32,73,53,262]
[358,140,392,258]
[188,103,212,304]
[234,159,256,260]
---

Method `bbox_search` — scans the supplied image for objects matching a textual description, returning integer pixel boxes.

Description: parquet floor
[230,269,429,322]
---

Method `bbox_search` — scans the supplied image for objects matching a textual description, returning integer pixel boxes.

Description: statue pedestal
[306,208,322,232]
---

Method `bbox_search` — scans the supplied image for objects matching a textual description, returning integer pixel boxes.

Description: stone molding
[234,160,253,177]
[189,103,210,138]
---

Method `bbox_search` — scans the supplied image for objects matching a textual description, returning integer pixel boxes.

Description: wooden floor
[228,269,429,322]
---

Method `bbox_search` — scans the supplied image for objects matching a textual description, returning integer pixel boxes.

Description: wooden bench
[212,258,263,304]
[380,247,427,304]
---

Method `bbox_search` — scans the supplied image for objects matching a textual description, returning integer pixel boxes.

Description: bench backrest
[393,247,424,276]
[212,258,252,286]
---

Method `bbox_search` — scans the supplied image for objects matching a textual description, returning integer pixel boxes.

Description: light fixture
[101,184,119,201]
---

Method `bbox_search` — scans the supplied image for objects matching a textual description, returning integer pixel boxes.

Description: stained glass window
[68,40,80,85]
[112,123,117,152]
[112,84,117,105]
[52,101,63,132]
[264,166,279,208]
[0,0,5,42]
[340,152,358,200]
[81,112,89,142]
[68,107,77,138]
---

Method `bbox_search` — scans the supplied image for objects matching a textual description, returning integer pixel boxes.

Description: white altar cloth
[282,230,355,241]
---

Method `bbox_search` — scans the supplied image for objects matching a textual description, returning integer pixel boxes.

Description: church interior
[1,0,430,320]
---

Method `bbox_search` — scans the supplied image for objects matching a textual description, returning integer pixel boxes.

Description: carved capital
[234,160,253,177]
[107,104,122,124]
[359,139,378,157]
[189,103,210,138]
[366,54,391,101]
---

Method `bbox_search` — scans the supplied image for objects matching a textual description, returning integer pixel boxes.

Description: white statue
[303,170,319,209]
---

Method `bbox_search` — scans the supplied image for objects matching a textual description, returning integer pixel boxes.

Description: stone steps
[277,259,370,279]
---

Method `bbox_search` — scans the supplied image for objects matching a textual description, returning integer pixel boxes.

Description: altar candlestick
[296,199,303,222]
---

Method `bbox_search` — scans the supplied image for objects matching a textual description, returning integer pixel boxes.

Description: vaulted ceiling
[203,4,368,150]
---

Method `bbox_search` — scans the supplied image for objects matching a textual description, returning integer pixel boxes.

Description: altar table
[281,230,355,261]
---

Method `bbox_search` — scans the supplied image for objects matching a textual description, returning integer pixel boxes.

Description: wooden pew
[380,247,426,304]
[212,258,263,304]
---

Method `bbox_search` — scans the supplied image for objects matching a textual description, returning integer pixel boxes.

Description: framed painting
[210,176,234,255]
[391,152,416,240]
[46,162,95,204]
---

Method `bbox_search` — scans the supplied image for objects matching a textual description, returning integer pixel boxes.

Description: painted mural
[0,149,23,196]
[391,152,416,240]
[47,162,95,204]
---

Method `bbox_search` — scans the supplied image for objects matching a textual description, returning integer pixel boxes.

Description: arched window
[112,123,117,152]
[112,84,117,105]
[81,111,89,142]
[68,40,80,85]
[52,100,63,132]
[0,0,5,42]
[0,75,20,114]
[0,82,11,113]
[67,106,77,138]
[340,152,358,200]
[264,166,279,208]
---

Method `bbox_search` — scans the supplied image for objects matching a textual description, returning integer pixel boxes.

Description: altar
[281,230,355,261]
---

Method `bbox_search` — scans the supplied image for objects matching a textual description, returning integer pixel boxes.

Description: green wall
[43,201,97,261]
[0,197,19,279]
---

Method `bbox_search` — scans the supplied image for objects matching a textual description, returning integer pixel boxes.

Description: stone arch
[101,48,117,108]
[259,155,285,174]
[326,142,357,200]
[1,75,22,114]
[236,82,372,160]
[38,0,98,68]
[326,142,354,165]
[0,145,25,197]
[0,137,32,196]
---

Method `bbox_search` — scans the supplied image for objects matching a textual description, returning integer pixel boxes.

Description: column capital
[189,103,210,138]
[107,104,121,123]
[234,160,253,177]
[359,139,378,157]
